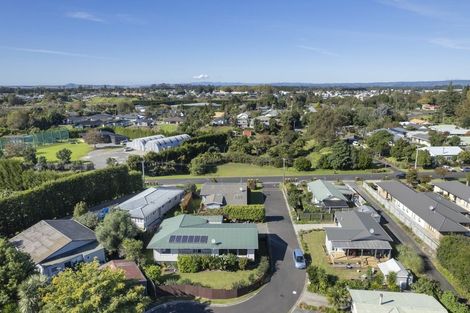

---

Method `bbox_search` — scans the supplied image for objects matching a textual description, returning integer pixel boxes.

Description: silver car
[293,248,306,269]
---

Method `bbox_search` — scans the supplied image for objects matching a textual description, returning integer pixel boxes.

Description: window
[238,249,247,256]
[159,249,171,254]
[219,249,228,255]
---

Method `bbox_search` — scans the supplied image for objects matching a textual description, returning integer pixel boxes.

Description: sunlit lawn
[302,230,363,280]
[162,269,258,290]
[36,140,92,161]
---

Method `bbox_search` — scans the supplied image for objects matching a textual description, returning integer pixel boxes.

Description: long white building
[126,134,190,152]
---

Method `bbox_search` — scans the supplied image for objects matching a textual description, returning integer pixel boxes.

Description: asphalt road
[156,183,306,313]
[349,182,456,292]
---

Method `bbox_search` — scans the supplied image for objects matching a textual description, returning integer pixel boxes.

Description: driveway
[82,147,143,169]
[349,182,456,293]
[156,183,306,313]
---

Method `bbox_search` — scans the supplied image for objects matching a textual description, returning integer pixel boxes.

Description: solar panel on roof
[182,235,188,243]
[169,235,176,243]
[188,235,194,243]
[175,235,182,243]
[194,235,200,243]
[200,236,208,243]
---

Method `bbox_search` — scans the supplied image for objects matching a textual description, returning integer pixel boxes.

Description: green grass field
[152,163,389,179]
[158,124,179,133]
[302,230,363,280]
[163,269,258,290]
[37,141,92,161]
[308,147,332,167]
[86,96,138,105]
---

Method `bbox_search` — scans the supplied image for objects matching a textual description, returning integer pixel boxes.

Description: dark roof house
[200,183,248,209]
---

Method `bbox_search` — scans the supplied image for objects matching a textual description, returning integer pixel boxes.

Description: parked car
[442,165,456,172]
[461,167,470,172]
[293,248,306,269]
[98,207,110,220]
[395,171,406,179]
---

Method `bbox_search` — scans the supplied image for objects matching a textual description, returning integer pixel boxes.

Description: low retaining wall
[155,274,268,299]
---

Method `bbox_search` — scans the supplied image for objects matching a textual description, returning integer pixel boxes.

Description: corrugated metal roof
[117,187,184,219]
[307,180,348,202]
[433,181,470,203]
[147,215,258,250]
[200,183,248,206]
[376,181,469,233]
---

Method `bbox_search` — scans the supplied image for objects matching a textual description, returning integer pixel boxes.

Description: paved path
[349,182,456,293]
[156,183,306,313]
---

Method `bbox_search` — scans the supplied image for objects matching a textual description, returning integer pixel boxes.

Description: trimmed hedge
[0,166,142,236]
[200,205,265,222]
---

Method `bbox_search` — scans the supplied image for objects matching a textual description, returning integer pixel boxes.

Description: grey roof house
[377,258,413,289]
[433,181,470,212]
[9,220,105,277]
[147,214,258,262]
[375,181,470,250]
[117,187,185,231]
[200,183,248,209]
[307,180,352,210]
[324,211,393,260]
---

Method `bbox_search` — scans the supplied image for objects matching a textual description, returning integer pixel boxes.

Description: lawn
[307,147,332,167]
[37,141,92,161]
[86,96,138,105]
[153,163,390,179]
[158,124,179,133]
[302,230,363,280]
[163,269,258,290]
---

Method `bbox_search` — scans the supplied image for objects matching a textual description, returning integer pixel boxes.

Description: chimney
[379,293,383,305]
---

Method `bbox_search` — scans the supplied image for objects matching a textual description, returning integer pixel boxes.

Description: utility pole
[141,160,145,184]
[414,147,419,169]
[282,158,286,183]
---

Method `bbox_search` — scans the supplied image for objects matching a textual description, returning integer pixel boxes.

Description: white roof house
[117,187,185,230]
[377,258,413,289]
[429,124,470,136]
[419,146,462,158]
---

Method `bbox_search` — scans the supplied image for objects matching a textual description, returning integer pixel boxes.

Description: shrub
[73,201,88,218]
[177,255,201,273]
[256,256,270,278]
[396,244,425,274]
[75,212,99,230]
[220,254,238,271]
[437,235,470,295]
[223,204,265,222]
[144,265,162,284]
[439,291,470,313]
[294,157,312,171]
[238,257,249,270]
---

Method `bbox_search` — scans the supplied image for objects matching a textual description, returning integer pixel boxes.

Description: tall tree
[0,238,36,308]
[329,141,353,170]
[95,210,138,253]
[41,261,149,313]
[18,274,48,313]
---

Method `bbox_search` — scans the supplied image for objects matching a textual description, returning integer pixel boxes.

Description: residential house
[418,146,462,160]
[307,180,352,211]
[147,214,258,262]
[433,181,470,212]
[200,183,248,209]
[98,130,128,145]
[355,205,381,223]
[349,289,448,313]
[236,112,250,128]
[101,260,147,291]
[9,220,105,277]
[377,258,413,289]
[163,116,184,125]
[406,131,431,147]
[211,111,226,125]
[429,124,470,136]
[324,211,393,260]
[421,103,440,111]
[117,187,185,230]
[374,181,470,250]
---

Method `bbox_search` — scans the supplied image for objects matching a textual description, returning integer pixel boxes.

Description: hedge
[200,205,265,223]
[437,235,470,296]
[0,166,142,236]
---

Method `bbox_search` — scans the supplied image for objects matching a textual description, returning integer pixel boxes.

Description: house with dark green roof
[146,214,258,262]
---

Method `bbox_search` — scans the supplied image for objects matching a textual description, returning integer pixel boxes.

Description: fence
[362,181,440,251]
[0,128,69,149]
[296,211,334,222]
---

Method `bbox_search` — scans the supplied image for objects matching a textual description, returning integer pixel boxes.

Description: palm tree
[18,274,48,313]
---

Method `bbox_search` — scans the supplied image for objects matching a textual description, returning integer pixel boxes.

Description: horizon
[2,0,470,85]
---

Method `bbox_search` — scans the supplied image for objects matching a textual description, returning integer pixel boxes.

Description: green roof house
[147,214,258,262]
[307,180,351,210]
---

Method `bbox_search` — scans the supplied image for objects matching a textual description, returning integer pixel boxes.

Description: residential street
[155,183,306,313]
[349,182,456,293]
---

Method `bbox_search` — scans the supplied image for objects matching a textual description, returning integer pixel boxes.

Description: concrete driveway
[81,147,143,169]
[155,183,306,313]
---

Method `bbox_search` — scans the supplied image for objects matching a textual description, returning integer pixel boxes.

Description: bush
[177,255,201,273]
[307,265,337,294]
[396,244,425,274]
[256,256,270,278]
[223,204,265,222]
[439,291,470,313]
[437,235,470,295]
[220,254,238,271]
[0,166,142,236]
[144,264,162,284]
[73,201,88,218]
[294,157,312,171]
[238,257,249,270]
[75,212,99,230]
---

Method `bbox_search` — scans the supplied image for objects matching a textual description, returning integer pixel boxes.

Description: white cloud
[429,38,470,51]
[192,74,209,80]
[296,45,340,57]
[0,46,112,59]
[66,11,104,23]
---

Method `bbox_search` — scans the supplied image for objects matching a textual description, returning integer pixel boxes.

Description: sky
[1,0,470,85]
